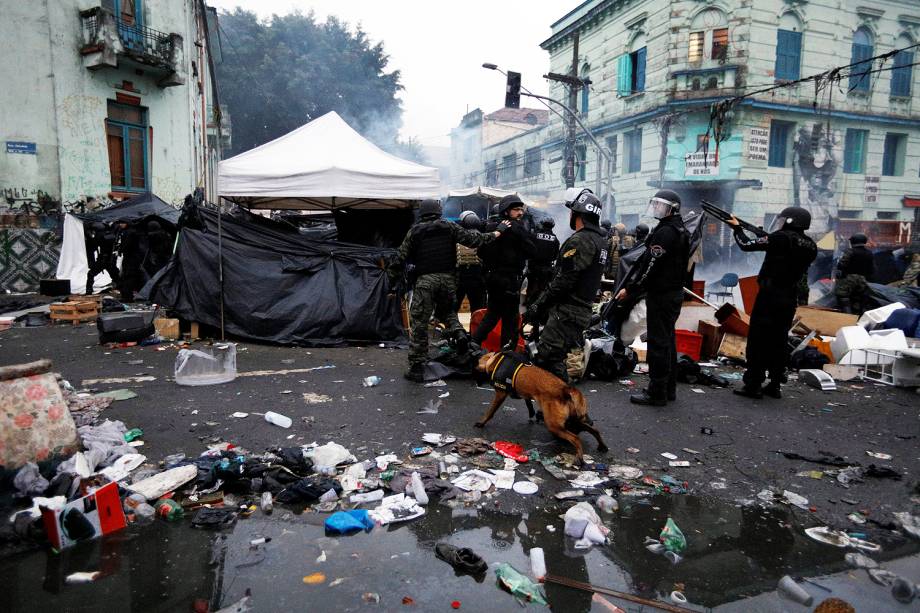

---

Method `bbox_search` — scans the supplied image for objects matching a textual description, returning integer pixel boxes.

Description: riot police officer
[634,223,650,245]
[388,199,502,382]
[616,190,690,406]
[473,195,536,351]
[834,233,875,314]
[455,210,487,313]
[85,221,120,294]
[729,207,817,399]
[525,188,607,381]
[526,218,560,308]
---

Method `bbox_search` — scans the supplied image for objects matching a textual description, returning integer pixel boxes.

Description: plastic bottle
[411,471,428,505]
[154,498,184,521]
[260,492,273,514]
[124,493,147,511]
[438,461,448,480]
[134,503,155,523]
[777,575,813,606]
[529,547,546,581]
[264,411,292,428]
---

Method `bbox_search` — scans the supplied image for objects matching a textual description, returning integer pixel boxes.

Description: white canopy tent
[218,111,440,210]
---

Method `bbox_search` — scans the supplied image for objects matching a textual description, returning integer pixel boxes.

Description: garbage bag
[13,463,49,498]
[275,476,342,504]
[324,510,375,535]
[563,502,610,548]
[494,563,548,605]
[660,517,687,553]
[305,442,354,473]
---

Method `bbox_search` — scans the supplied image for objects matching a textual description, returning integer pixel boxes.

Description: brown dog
[473,352,607,464]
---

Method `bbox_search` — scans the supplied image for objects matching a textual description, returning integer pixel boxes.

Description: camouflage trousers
[834,274,869,314]
[408,273,464,367]
[535,303,592,381]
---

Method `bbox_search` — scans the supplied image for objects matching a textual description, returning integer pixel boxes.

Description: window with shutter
[712,28,728,60]
[891,50,913,97]
[632,47,646,92]
[849,29,873,92]
[689,32,704,62]
[882,133,906,176]
[844,129,868,174]
[105,100,148,192]
[768,121,794,167]
[774,29,802,81]
[616,54,632,96]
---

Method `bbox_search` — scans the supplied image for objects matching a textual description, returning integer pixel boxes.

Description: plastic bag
[563,502,610,548]
[660,517,686,553]
[494,563,548,605]
[174,344,237,386]
[305,442,355,473]
[324,510,375,535]
[13,462,49,498]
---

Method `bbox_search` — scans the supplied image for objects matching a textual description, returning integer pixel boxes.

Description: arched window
[891,34,914,97]
[688,9,728,63]
[849,27,874,92]
[617,33,647,95]
[580,63,591,114]
[775,13,803,81]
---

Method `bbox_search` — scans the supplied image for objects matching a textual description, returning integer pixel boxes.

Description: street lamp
[482,63,615,220]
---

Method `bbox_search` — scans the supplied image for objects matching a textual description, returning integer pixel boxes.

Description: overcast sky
[207,0,567,148]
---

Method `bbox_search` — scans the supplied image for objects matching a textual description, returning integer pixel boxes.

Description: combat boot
[630,390,667,406]
[733,385,763,399]
[762,381,782,399]
[403,364,425,383]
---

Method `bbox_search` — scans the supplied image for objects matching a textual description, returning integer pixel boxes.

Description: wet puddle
[2,492,916,611]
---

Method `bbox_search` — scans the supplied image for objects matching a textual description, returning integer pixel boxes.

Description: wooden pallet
[69,294,103,307]
[50,301,99,325]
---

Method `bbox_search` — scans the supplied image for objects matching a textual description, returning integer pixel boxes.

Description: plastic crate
[675,329,703,361]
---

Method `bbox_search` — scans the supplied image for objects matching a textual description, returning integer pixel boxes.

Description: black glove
[524,302,544,325]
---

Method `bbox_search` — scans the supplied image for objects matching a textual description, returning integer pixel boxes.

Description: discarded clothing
[275,476,342,505]
[78,419,135,467]
[865,464,901,480]
[453,437,492,457]
[275,447,314,473]
[191,507,238,530]
[779,451,855,467]
[324,510,375,535]
[13,463,49,498]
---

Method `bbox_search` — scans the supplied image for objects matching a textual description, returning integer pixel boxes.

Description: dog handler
[617,190,690,406]
[525,188,608,382]
[388,199,503,382]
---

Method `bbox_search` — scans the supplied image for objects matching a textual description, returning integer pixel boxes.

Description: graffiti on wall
[792,123,839,235]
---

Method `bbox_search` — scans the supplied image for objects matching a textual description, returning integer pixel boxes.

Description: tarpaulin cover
[75,192,180,225]
[146,208,407,346]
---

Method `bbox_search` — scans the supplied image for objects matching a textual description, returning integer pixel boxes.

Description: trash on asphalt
[494,563,548,606]
[493,441,528,462]
[416,399,441,414]
[659,517,687,553]
[324,510,374,534]
[362,376,382,387]
[263,411,292,428]
[777,575,814,606]
[563,502,609,549]
[434,543,488,577]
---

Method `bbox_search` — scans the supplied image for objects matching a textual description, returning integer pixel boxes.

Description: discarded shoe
[733,386,763,399]
[435,543,488,577]
[403,366,425,383]
[892,577,916,603]
[763,382,782,399]
[630,390,666,406]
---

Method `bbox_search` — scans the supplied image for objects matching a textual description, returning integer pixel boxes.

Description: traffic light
[505,71,521,109]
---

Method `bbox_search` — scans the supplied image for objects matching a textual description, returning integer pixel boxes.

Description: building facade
[454,0,919,246]
[0,0,225,210]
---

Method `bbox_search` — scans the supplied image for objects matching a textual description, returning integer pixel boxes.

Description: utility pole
[563,33,579,188]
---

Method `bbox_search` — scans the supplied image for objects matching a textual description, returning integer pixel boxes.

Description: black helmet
[418,199,442,219]
[635,223,650,242]
[850,233,868,246]
[601,220,612,231]
[496,194,525,217]
[459,210,481,230]
[774,206,811,232]
[564,187,602,216]
[539,217,555,230]
[647,189,681,219]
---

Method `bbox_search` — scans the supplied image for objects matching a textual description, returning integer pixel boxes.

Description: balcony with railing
[79,6,185,87]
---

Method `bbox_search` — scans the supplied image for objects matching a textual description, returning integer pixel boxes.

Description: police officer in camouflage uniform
[616,190,690,406]
[730,206,817,399]
[525,218,560,308]
[388,199,502,382]
[525,188,608,382]
[834,233,875,315]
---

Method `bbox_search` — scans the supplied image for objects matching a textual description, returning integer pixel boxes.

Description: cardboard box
[795,306,859,336]
[154,317,180,340]
[697,320,724,360]
[718,333,747,361]
[41,481,126,550]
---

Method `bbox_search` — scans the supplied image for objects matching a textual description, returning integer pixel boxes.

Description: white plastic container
[830,326,871,362]
[529,547,546,581]
[175,343,237,386]
[411,471,428,505]
[264,411,292,428]
[777,575,813,606]
[857,302,906,328]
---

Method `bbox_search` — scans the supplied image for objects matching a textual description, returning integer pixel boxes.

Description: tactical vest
[411,221,457,275]
[532,232,559,269]
[645,216,690,293]
[759,229,817,289]
[840,246,874,279]
[489,351,529,397]
[562,228,608,305]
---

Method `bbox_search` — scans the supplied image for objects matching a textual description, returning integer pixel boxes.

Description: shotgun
[701,200,768,238]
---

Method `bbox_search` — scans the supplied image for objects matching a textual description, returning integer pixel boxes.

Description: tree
[216,9,407,157]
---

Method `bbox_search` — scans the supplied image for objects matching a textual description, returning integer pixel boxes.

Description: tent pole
[217,199,225,340]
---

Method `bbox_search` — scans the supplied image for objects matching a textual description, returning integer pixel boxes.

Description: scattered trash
[411,446,433,457]
[306,442,355,474]
[452,470,495,492]
[439,392,450,398]
[777,575,814,606]
[804,527,881,551]
[670,591,688,605]
[362,593,381,604]
[424,379,447,387]
[494,563,548,606]
[595,495,618,513]
[421,433,456,447]
[563,502,609,549]
[668,461,691,467]
[782,490,810,510]
[362,376,382,387]
[512,481,538,495]
[681,448,699,455]
[529,547,546,581]
[893,512,920,539]
[368,493,425,525]
[608,466,642,480]
[231,412,249,418]
[94,388,138,401]
[303,572,326,585]
[866,451,893,460]
[435,543,488,577]
[555,490,584,500]
[659,517,687,553]
[128,464,198,500]
[493,441,528,463]
[324,510,375,535]
[844,552,878,569]
[264,411,292,428]
[891,577,917,604]
[302,392,332,404]
[625,447,640,453]
[660,452,678,460]
[65,572,101,584]
[416,400,441,414]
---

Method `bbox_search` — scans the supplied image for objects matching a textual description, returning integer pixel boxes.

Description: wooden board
[795,306,859,336]
[697,320,724,360]
[718,333,747,361]
[154,318,180,341]
[49,301,98,325]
